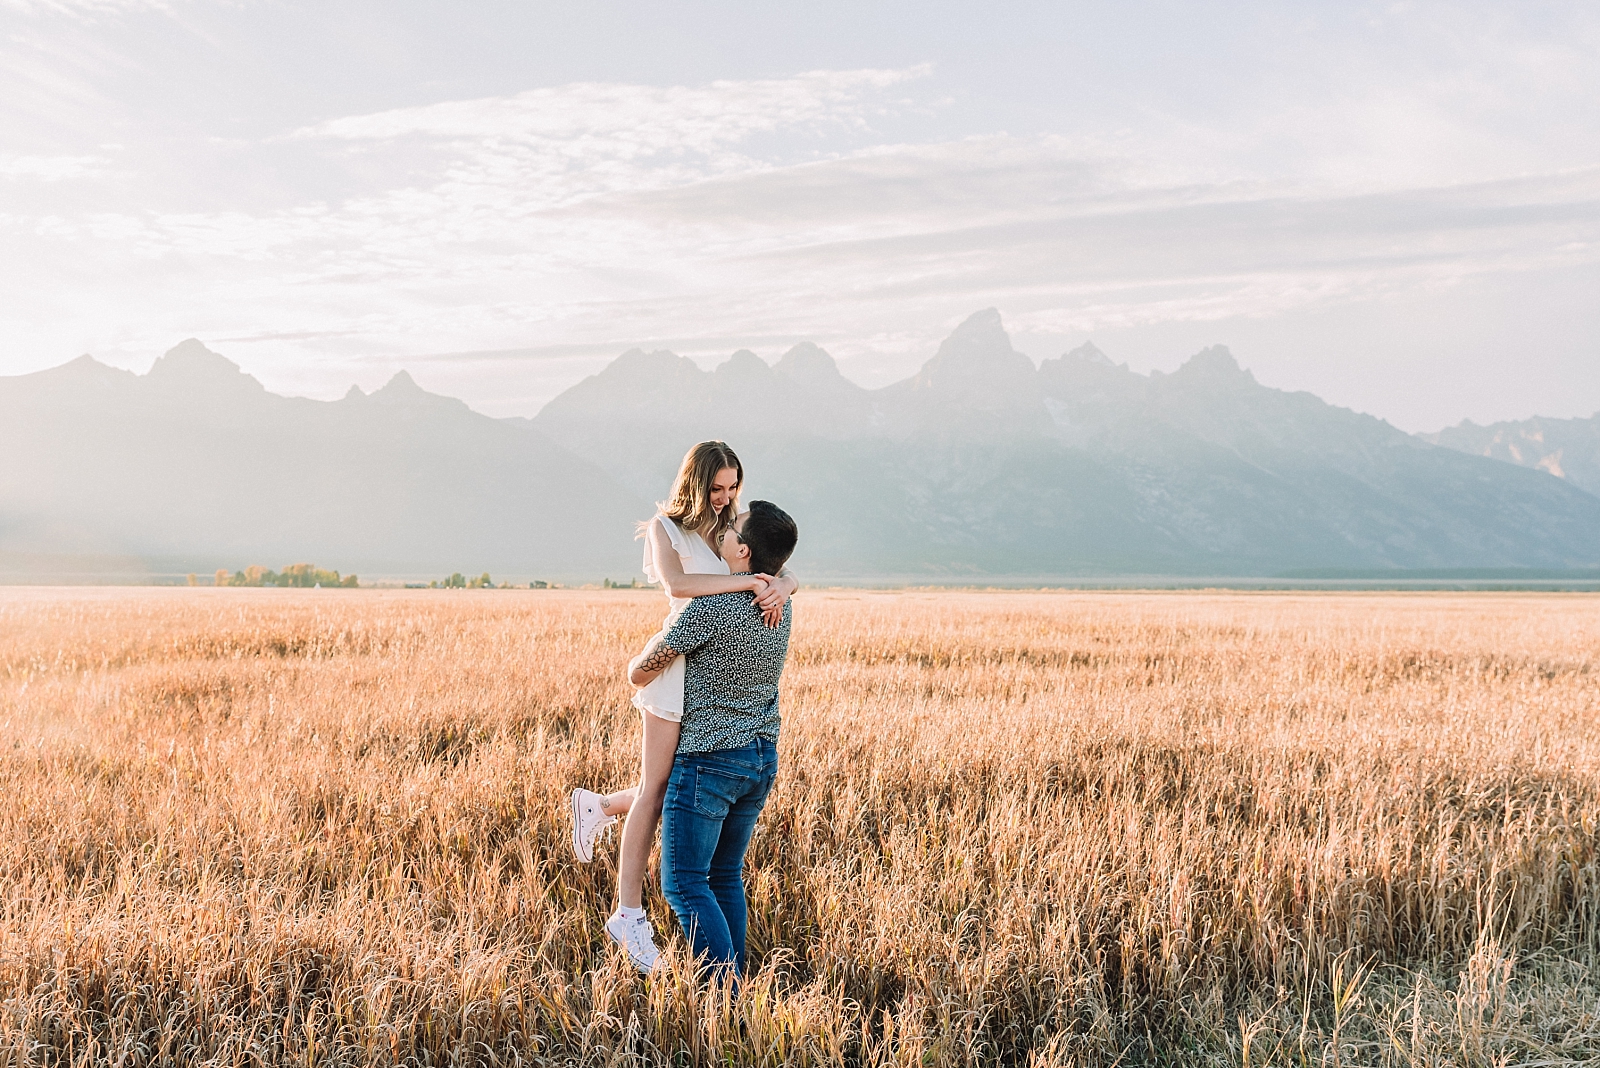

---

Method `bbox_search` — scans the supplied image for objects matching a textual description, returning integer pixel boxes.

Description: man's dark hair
[741,500,798,576]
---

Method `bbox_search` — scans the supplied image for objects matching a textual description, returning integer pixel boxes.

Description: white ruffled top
[642,513,730,627]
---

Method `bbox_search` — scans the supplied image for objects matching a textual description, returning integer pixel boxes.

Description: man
[627,499,799,978]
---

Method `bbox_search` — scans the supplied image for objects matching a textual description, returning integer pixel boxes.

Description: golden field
[1,587,1598,1066]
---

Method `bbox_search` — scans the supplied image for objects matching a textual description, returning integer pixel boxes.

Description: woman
[569,440,797,973]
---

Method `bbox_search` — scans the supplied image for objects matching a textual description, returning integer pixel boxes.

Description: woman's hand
[749,573,789,628]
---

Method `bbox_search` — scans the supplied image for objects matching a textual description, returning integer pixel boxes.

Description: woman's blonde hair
[654,440,743,541]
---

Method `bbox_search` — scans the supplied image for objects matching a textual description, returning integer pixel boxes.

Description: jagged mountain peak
[1063,341,1116,367]
[33,353,135,385]
[950,306,1005,338]
[342,369,474,420]
[146,339,265,393]
[604,348,703,381]
[1433,417,1484,434]
[774,342,855,390]
[894,309,1043,430]
[776,341,833,368]
[0,354,138,404]
[931,308,1020,364]
[716,349,770,377]
[154,337,222,363]
[377,370,423,395]
[1174,344,1254,383]
[911,308,1036,390]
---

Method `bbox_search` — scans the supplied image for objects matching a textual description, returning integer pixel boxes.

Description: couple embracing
[569,441,800,979]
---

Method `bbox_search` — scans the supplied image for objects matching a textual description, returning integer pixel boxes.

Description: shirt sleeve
[662,597,719,656]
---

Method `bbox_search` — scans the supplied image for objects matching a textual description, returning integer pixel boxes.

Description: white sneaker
[605,911,662,973]
[569,788,616,863]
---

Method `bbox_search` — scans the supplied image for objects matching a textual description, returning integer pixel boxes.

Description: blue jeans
[659,737,778,977]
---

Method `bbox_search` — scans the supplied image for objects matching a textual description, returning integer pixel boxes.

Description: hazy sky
[2,1,1597,431]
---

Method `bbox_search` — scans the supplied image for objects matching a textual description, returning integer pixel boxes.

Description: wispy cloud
[0,153,107,179]
[3,27,1599,429]
[291,67,930,209]
[298,66,924,145]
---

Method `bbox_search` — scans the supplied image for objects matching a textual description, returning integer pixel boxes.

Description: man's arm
[629,634,681,687]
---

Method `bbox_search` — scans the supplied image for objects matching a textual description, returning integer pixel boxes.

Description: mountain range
[4,310,1598,580]
[0,342,645,578]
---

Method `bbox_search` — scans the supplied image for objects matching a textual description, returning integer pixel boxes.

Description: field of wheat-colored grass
[1,587,1598,1066]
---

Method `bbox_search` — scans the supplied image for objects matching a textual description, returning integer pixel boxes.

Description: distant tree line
[429,572,495,589]
[406,574,554,589]
[214,564,358,588]
[199,567,641,590]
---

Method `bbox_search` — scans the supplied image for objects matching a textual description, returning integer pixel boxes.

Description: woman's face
[709,466,739,517]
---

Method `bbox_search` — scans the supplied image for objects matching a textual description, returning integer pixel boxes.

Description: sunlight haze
[2,0,1597,431]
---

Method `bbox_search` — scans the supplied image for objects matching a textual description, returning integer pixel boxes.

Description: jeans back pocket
[693,765,752,820]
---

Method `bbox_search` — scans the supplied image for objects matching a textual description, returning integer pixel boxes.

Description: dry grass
[1,587,1598,1066]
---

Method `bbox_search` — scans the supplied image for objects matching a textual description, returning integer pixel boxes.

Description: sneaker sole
[570,789,592,863]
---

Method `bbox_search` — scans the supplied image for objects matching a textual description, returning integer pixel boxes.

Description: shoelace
[622,921,658,956]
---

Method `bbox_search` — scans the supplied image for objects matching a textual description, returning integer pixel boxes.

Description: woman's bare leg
[615,711,679,910]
